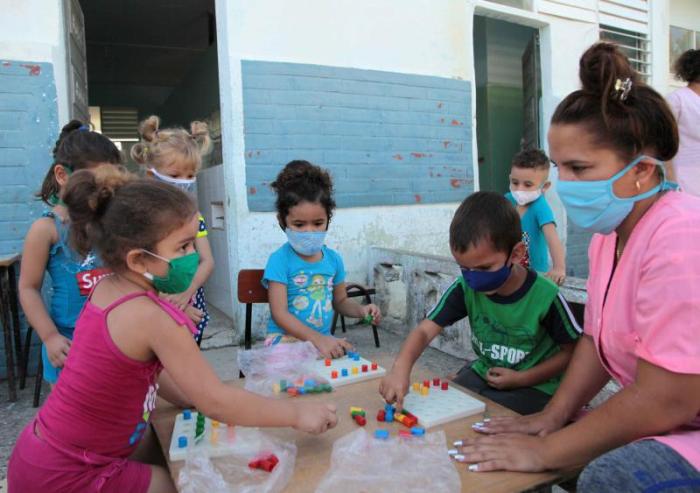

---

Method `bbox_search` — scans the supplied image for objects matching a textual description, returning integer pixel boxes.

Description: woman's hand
[471,408,567,437]
[455,434,550,472]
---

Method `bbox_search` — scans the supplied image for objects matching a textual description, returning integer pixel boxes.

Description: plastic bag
[237,341,330,396]
[178,427,296,493]
[315,428,461,493]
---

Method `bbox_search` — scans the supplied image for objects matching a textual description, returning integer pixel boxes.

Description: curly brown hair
[271,160,336,228]
[674,49,700,83]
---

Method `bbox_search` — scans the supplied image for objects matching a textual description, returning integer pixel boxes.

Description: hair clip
[614,77,632,101]
[78,124,90,132]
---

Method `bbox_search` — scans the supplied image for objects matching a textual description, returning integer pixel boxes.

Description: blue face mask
[285,229,327,256]
[555,155,675,235]
[461,262,512,292]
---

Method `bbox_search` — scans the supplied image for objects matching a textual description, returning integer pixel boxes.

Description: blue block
[178,436,188,448]
[353,354,360,361]
[304,379,316,387]
[384,403,395,412]
[374,429,389,440]
[411,427,425,436]
[385,412,394,423]
[341,368,349,377]
[183,409,192,420]
[298,387,306,395]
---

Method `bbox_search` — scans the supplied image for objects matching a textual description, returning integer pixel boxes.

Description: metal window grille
[600,25,651,82]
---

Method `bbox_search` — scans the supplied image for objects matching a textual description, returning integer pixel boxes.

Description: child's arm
[143,306,337,433]
[166,233,214,310]
[332,282,382,324]
[379,319,443,408]
[485,342,576,390]
[268,281,352,358]
[157,369,194,408]
[18,218,71,368]
[542,223,566,285]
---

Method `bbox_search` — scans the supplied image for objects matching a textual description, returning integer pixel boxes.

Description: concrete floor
[0,319,464,481]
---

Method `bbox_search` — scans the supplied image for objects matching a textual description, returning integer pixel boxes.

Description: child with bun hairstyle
[8,166,338,493]
[19,120,121,387]
[131,115,214,345]
[263,160,382,359]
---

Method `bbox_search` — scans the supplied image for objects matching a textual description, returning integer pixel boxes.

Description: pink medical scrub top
[584,190,700,469]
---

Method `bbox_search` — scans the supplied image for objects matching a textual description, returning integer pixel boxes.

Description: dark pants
[578,439,700,493]
[452,365,551,415]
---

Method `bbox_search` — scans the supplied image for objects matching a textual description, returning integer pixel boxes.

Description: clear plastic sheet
[237,341,329,396]
[178,427,297,493]
[315,428,461,493]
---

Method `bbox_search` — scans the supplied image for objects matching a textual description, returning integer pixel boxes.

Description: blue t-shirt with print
[505,192,555,273]
[263,243,346,336]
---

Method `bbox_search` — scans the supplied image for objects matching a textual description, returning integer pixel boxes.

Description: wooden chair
[237,269,267,378]
[331,283,380,348]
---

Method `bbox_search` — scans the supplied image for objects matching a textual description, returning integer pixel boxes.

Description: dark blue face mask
[461,261,512,292]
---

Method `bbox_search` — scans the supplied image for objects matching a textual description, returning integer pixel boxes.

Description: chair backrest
[237,269,267,304]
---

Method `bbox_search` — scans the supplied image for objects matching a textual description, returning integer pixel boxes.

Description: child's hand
[45,332,71,368]
[313,335,353,359]
[292,402,338,434]
[486,367,523,390]
[163,289,195,311]
[184,305,204,325]
[361,304,382,325]
[545,268,566,286]
[379,370,409,408]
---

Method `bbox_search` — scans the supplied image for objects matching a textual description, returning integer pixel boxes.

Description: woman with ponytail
[452,43,700,492]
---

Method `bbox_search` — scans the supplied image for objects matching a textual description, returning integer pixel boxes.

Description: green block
[351,410,366,417]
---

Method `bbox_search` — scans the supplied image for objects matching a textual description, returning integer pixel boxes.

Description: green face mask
[142,250,200,294]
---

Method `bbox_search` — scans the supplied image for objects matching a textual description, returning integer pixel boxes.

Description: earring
[635,180,641,191]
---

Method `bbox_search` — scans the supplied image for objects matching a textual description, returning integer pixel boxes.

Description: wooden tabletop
[152,357,574,492]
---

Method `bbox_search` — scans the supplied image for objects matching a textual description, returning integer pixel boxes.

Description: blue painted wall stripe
[241,61,473,211]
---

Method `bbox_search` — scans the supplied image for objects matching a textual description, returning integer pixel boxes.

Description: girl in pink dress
[8,166,337,493]
[453,43,700,492]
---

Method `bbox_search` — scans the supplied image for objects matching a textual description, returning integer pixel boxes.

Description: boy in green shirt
[379,192,581,415]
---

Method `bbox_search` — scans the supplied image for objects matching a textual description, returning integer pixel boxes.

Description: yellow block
[352,367,359,375]
[412,382,421,392]
[212,420,220,428]
[272,383,281,394]
[349,406,364,414]
[210,430,218,445]
[421,385,429,396]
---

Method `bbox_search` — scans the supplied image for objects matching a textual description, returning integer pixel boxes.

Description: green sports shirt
[427,270,582,395]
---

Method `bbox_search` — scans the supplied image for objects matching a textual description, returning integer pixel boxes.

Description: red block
[362,364,368,372]
[423,380,430,388]
[433,377,440,387]
[441,381,449,390]
[398,430,412,438]
[404,416,418,428]
[377,410,386,422]
[402,410,417,420]
[371,362,378,370]
[249,453,279,472]
[325,359,332,367]
[331,370,338,379]
[354,414,366,426]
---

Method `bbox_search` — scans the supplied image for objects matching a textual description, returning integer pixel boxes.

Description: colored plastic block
[433,378,440,387]
[352,367,359,375]
[183,409,192,420]
[398,430,412,438]
[210,430,218,444]
[423,380,430,388]
[441,381,449,391]
[353,354,360,362]
[280,379,287,391]
[412,382,421,392]
[421,385,429,396]
[354,414,366,426]
[384,403,395,412]
[377,409,386,422]
[404,416,418,428]
[371,362,378,370]
[212,420,219,428]
[385,412,394,423]
[350,406,363,413]
[341,368,349,377]
[272,383,281,394]
[249,453,279,473]
[362,364,368,373]
[304,379,316,387]
[325,358,332,366]
[331,370,338,379]
[351,410,366,418]
[410,427,425,436]
[374,429,389,440]
[178,436,187,448]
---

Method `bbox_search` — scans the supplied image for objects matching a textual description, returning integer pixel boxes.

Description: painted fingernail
[453,440,464,446]
[448,449,459,456]
[453,454,466,462]
[472,422,485,428]
[483,418,491,422]
[468,464,479,472]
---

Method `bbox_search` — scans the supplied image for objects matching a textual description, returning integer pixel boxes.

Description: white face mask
[510,188,542,206]
[149,167,197,194]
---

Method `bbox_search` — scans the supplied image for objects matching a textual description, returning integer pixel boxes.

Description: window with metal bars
[600,25,651,83]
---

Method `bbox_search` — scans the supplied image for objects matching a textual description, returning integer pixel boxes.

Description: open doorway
[473,16,541,193]
[76,0,222,168]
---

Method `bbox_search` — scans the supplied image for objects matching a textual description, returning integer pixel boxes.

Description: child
[263,160,382,359]
[379,191,581,415]
[131,115,214,344]
[506,149,566,285]
[18,120,121,387]
[8,166,337,493]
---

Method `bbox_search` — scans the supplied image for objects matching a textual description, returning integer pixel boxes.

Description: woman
[667,49,700,196]
[455,43,700,492]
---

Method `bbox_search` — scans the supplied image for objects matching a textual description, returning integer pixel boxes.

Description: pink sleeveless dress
[8,289,196,493]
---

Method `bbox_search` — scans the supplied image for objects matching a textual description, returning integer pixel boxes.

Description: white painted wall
[0,0,70,126]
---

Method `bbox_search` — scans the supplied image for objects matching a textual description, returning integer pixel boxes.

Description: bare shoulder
[107,294,181,334]
[25,216,58,244]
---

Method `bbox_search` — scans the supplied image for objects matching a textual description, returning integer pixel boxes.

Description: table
[0,254,22,402]
[152,358,576,492]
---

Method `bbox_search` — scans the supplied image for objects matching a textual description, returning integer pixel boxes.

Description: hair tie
[614,78,632,101]
[78,124,90,132]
